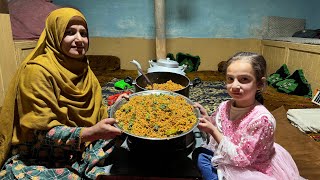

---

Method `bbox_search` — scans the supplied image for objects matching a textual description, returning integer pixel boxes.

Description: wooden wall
[0,37,260,107]
[2,37,320,106]
[0,0,16,106]
[87,37,261,71]
[261,40,320,92]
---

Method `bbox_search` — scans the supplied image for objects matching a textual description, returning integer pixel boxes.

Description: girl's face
[61,18,88,59]
[226,60,258,108]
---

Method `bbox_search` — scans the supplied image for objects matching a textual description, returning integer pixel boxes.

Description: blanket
[287,108,320,133]
[9,0,60,40]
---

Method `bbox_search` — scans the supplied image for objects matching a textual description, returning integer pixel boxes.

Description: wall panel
[262,40,320,92]
[0,14,16,106]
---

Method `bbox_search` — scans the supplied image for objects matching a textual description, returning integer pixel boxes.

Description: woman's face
[61,18,88,59]
[226,60,258,107]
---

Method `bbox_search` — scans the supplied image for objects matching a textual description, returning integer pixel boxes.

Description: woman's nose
[75,40,83,46]
[74,32,83,42]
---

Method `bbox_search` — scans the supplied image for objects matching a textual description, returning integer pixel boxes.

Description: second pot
[133,72,199,97]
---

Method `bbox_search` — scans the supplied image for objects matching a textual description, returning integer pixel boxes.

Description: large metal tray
[109,90,200,140]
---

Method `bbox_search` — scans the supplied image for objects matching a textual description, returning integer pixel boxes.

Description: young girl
[193,52,304,180]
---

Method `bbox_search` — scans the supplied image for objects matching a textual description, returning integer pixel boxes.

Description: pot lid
[157,58,179,68]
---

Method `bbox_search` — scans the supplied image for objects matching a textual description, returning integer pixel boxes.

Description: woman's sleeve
[99,104,109,120]
[212,114,275,167]
[17,64,65,129]
[37,126,84,151]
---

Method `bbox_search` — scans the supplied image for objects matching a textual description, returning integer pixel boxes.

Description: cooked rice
[115,94,197,138]
[146,80,184,91]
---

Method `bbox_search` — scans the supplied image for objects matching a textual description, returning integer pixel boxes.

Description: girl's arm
[212,114,275,167]
[197,102,224,147]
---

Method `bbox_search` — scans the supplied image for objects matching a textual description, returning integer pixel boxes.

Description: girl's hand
[81,118,122,142]
[197,117,215,134]
[198,117,222,143]
[194,102,210,121]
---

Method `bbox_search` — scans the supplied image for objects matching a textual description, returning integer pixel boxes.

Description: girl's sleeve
[212,114,275,167]
[37,126,84,151]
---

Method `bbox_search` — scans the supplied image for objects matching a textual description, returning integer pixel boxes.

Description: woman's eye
[64,29,74,36]
[80,31,88,37]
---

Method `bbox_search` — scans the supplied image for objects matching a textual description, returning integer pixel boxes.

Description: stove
[103,128,205,179]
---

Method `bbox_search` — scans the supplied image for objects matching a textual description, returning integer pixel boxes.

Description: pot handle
[149,60,156,67]
[124,76,133,86]
[190,77,202,87]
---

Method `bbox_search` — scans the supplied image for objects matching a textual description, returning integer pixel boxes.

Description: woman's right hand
[81,118,122,142]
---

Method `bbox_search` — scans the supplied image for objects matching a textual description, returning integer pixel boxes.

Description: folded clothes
[287,108,320,133]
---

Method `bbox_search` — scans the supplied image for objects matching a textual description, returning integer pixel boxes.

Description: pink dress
[203,100,305,180]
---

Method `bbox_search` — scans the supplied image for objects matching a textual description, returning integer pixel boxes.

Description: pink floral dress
[203,100,305,180]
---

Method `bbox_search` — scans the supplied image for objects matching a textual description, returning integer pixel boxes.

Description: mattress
[264,37,320,45]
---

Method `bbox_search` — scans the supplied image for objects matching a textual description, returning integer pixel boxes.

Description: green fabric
[276,79,298,94]
[268,74,284,86]
[180,59,194,73]
[166,53,176,61]
[276,69,312,98]
[166,52,201,72]
[267,64,290,87]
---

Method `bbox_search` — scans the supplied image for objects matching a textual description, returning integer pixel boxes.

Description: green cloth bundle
[167,52,201,73]
[267,64,290,87]
[275,69,312,98]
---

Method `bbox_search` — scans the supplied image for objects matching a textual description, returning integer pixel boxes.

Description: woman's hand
[81,118,122,142]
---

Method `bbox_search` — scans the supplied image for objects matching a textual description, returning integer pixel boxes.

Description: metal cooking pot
[133,72,201,97]
[109,90,200,154]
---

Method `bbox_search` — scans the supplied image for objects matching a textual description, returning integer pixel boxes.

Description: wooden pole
[154,0,166,60]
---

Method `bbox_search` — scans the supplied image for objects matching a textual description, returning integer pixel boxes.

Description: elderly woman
[0,7,123,179]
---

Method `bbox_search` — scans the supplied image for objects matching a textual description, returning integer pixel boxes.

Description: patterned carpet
[102,79,320,143]
[101,79,231,115]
